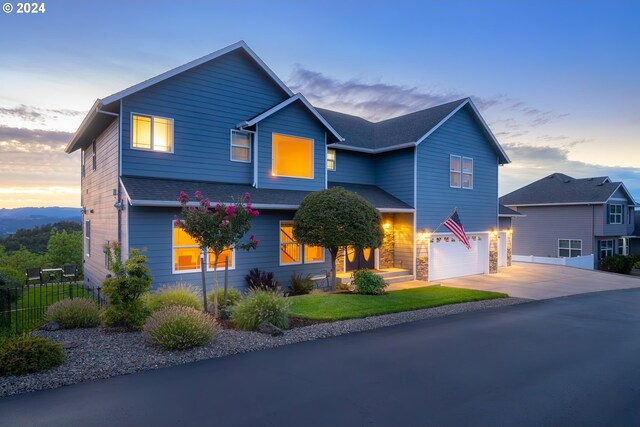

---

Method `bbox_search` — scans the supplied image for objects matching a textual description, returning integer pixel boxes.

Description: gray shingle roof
[121,176,412,211]
[316,99,467,150]
[499,204,523,217]
[499,173,624,206]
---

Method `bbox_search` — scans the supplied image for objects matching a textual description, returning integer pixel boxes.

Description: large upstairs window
[272,133,313,179]
[608,204,623,224]
[132,114,173,152]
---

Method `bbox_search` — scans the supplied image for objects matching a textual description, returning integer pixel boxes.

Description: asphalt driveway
[440,262,640,299]
[2,288,640,427]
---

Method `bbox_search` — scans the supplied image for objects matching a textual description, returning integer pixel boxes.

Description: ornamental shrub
[288,273,314,296]
[146,283,203,313]
[210,287,243,308]
[352,269,387,295]
[245,268,280,291]
[232,289,290,331]
[143,306,217,351]
[599,255,635,275]
[0,267,22,311]
[46,298,101,329]
[0,336,65,376]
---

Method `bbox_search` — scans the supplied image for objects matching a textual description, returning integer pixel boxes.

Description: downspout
[413,145,418,279]
[253,123,259,188]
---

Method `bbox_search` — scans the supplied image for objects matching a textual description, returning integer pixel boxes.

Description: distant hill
[0,207,81,236]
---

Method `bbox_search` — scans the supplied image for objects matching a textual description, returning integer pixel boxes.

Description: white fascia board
[499,213,526,217]
[377,208,415,213]
[502,202,607,207]
[119,178,132,205]
[101,41,293,107]
[238,93,345,142]
[65,99,101,153]
[130,199,412,212]
[605,183,639,206]
[327,141,417,154]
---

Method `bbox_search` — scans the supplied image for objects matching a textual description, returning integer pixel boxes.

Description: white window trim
[609,204,623,224]
[599,239,614,259]
[130,112,175,153]
[450,154,461,188]
[85,220,91,257]
[207,247,236,271]
[327,149,336,171]
[558,239,582,258]
[172,220,236,273]
[279,220,302,266]
[304,245,326,264]
[462,156,473,190]
[271,132,315,180]
[230,129,252,163]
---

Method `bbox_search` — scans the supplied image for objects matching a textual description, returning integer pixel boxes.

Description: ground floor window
[599,239,614,259]
[304,244,325,263]
[208,248,235,270]
[558,239,581,257]
[173,221,233,273]
[280,221,324,265]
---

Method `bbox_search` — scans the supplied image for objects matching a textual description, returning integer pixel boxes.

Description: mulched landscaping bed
[0,297,530,398]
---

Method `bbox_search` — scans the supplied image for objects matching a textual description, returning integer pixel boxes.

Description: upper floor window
[450,155,473,189]
[132,114,173,152]
[558,239,581,258]
[608,204,623,224]
[272,133,313,179]
[327,149,336,171]
[230,130,251,163]
[92,140,97,171]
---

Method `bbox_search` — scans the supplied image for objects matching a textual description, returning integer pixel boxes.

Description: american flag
[443,210,472,250]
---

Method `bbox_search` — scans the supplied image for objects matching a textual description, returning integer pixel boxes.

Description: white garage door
[498,231,507,268]
[429,233,489,281]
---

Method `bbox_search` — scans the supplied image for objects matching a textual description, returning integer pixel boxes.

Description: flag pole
[430,207,457,235]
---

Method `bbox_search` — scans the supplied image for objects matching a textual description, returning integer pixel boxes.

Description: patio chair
[25,268,42,286]
[62,265,78,285]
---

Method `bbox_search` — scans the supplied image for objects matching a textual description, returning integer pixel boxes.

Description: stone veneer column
[507,231,512,266]
[379,221,395,269]
[489,232,498,273]
[416,237,429,281]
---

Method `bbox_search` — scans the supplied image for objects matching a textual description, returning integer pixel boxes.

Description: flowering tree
[177,191,259,317]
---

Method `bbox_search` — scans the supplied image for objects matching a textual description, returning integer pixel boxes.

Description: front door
[345,247,375,271]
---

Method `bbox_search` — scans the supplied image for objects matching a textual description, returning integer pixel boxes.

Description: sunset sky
[0,0,638,208]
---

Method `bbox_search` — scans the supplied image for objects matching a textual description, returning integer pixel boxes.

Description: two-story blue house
[65,41,511,290]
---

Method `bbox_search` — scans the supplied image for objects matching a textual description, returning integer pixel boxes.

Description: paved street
[2,288,640,427]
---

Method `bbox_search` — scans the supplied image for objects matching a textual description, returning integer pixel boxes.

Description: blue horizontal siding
[416,105,498,232]
[328,149,376,185]
[257,101,327,191]
[375,148,415,206]
[128,206,331,290]
[121,49,289,183]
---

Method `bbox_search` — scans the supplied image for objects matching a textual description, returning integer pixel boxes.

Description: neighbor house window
[599,239,614,259]
[132,114,173,152]
[618,238,629,256]
[173,220,201,272]
[608,204,623,224]
[272,133,313,179]
[558,239,581,257]
[230,130,251,162]
[304,245,325,263]
[327,149,336,171]
[462,157,473,189]
[85,220,91,256]
[92,140,97,171]
[450,155,461,187]
[280,221,301,265]
[208,248,235,270]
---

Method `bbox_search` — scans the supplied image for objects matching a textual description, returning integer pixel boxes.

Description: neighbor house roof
[317,98,510,164]
[499,204,524,217]
[500,173,638,206]
[120,176,413,212]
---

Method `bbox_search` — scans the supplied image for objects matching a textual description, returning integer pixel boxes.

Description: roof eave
[327,141,416,154]
[65,99,101,153]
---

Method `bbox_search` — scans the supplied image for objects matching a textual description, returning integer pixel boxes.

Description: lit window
[450,155,461,187]
[599,239,614,259]
[304,245,324,263]
[280,221,301,265]
[272,133,313,179]
[132,114,173,152]
[608,204,623,224]
[327,149,336,171]
[230,130,251,162]
[558,239,581,257]
[208,248,235,270]
[173,221,201,272]
[462,157,473,189]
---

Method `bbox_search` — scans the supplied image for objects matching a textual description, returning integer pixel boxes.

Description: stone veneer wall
[379,214,395,269]
[416,237,430,280]
[507,232,512,266]
[489,232,498,273]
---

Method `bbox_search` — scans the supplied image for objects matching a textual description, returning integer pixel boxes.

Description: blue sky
[0,0,639,207]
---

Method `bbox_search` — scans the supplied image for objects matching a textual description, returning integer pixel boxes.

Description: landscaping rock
[257,321,284,337]
[40,322,61,331]
[60,341,78,350]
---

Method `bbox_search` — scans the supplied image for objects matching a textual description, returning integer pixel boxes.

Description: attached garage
[428,233,490,281]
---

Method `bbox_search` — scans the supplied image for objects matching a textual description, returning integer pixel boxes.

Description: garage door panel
[429,234,488,281]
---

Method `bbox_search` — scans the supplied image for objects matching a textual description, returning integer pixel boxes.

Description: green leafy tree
[178,191,259,317]
[0,221,81,253]
[101,243,152,330]
[0,246,45,273]
[46,230,82,269]
[293,187,383,287]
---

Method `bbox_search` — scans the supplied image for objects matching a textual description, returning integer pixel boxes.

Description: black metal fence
[0,282,104,337]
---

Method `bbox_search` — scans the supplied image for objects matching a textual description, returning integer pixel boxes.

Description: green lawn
[289,286,508,321]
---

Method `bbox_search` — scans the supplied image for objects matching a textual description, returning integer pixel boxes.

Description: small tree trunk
[223,257,229,308]
[212,252,219,318]
[200,251,208,313]
[330,248,338,290]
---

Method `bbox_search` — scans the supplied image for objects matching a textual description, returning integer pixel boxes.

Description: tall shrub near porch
[293,187,383,288]
[177,191,259,317]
